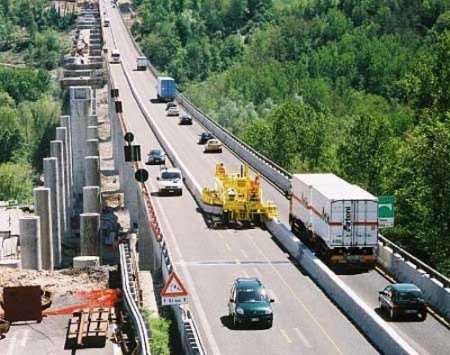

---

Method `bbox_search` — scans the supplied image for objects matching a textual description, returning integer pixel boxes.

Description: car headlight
[236,307,244,315]
[264,309,272,315]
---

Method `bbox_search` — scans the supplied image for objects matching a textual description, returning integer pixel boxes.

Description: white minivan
[111,49,121,63]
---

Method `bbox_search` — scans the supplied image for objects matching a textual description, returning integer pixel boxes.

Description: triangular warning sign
[160,272,188,297]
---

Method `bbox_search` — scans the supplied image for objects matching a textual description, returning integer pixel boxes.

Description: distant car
[167,107,179,116]
[179,114,192,125]
[378,283,427,321]
[157,168,183,196]
[198,132,214,144]
[228,278,274,328]
[204,139,222,153]
[145,149,165,165]
[103,18,110,27]
[165,102,177,111]
[110,49,121,63]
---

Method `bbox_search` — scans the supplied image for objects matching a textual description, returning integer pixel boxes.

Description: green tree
[0,162,33,202]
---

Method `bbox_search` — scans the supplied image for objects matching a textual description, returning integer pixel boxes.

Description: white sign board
[160,272,188,306]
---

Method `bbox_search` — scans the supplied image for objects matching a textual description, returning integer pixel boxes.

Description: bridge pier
[19,216,42,270]
[33,187,54,270]
[80,212,101,257]
[83,186,101,214]
[84,155,101,187]
[50,140,67,235]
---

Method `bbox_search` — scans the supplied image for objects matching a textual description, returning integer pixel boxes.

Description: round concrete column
[50,140,67,233]
[80,212,101,256]
[85,138,99,157]
[83,185,101,213]
[87,125,98,140]
[34,187,54,270]
[84,155,100,187]
[19,216,42,270]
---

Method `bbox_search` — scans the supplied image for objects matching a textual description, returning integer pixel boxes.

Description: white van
[111,49,121,63]
[136,56,147,71]
[103,18,110,27]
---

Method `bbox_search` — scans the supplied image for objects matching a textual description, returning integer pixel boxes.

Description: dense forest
[0,0,75,202]
[132,0,450,273]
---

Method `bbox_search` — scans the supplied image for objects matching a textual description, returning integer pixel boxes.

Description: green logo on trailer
[378,195,395,228]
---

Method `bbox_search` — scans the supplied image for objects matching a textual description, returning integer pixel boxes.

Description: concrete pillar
[70,86,92,198]
[83,186,101,213]
[85,155,100,187]
[50,140,67,233]
[43,157,62,266]
[56,126,71,215]
[85,138,99,157]
[87,125,98,140]
[60,115,73,188]
[33,187,54,270]
[19,216,42,270]
[80,212,100,256]
[88,114,98,127]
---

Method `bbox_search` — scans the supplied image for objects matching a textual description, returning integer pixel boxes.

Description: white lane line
[267,288,280,304]
[240,249,248,259]
[225,243,232,252]
[252,267,262,279]
[294,327,313,349]
[6,334,17,355]
[280,328,292,344]
[20,328,30,347]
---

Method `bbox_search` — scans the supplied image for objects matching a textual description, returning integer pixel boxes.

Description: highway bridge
[101,1,449,353]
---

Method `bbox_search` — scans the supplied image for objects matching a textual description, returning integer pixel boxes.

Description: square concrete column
[19,216,42,270]
[44,157,62,266]
[70,86,92,199]
[56,126,71,215]
[85,155,100,187]
[80,212,100,256]
[87,125,98,140]
[83,186,101,213]
[60,115,73,187]
[86,138,99,157]
[50,140,67,233]
[34,187,54,270]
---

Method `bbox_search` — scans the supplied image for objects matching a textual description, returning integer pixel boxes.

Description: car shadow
[220,315,271,331]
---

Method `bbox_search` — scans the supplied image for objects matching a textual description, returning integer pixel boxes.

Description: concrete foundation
[0,259,20,269]
[56,126,71,213]
[50,140,67,233]
[33,187,54,270]
[73,256,100,269]
[19,216,42,270]
[86,138,99,157]
[85,155,100,187]
[83,186,101,213]
[87,125,99,140]
[80,212,101,256]
[43,157,62,266]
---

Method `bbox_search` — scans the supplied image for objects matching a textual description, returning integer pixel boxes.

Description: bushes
[0,163,33,203]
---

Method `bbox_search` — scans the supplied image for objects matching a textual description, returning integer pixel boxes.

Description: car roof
[150,149,162,153]
[391,283,421,292]
[161,168,181,173]
[235,277,262,289]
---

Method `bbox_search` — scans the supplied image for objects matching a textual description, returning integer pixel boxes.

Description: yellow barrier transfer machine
[202,163,278,225]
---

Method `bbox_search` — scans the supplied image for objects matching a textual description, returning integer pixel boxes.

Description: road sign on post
[378,195,395,228]
[161,272,188,306]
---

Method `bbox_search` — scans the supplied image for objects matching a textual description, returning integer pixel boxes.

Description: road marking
[252,267,262,279]
[225,243,232,252]
[242,270,249,278]
[267,288,279,304]
[240,249,248,258]
[280,328,292,344]
[294,327,313,349]
[20,328,30,347]
[246,234,344,355]
[6,334,17,355]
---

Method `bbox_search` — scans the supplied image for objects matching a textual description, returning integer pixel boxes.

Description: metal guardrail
[378,234,450,288]
[119,243,152,355]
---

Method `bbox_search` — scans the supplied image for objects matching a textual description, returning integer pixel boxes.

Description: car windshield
[150,150,162,156]
[161,172,180,180]
[397,290,423,301]
[237,288,267,303]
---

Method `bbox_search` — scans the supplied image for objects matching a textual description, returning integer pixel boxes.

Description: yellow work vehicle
[202,163,278,225]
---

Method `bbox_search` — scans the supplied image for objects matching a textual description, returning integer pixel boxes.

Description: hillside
[0,0,75,203]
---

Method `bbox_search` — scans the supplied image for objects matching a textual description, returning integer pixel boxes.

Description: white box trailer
[290,173,378,265]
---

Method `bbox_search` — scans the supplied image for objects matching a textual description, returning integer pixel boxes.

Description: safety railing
[378,234,450,288]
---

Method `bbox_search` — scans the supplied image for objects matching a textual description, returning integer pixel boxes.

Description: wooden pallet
[65,307,114,349]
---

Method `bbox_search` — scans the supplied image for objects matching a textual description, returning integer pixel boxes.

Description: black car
[198,132,214,144]
[179,114,192,125]
[145,149,166,165]
[165,102,177,111]
[378,283,427,321]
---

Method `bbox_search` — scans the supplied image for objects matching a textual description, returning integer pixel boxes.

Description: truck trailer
[156,76,176,102]
[289,173,378,266]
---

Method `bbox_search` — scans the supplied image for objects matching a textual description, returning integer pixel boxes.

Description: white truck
[136,56,147,71]
[289,173,378,266]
